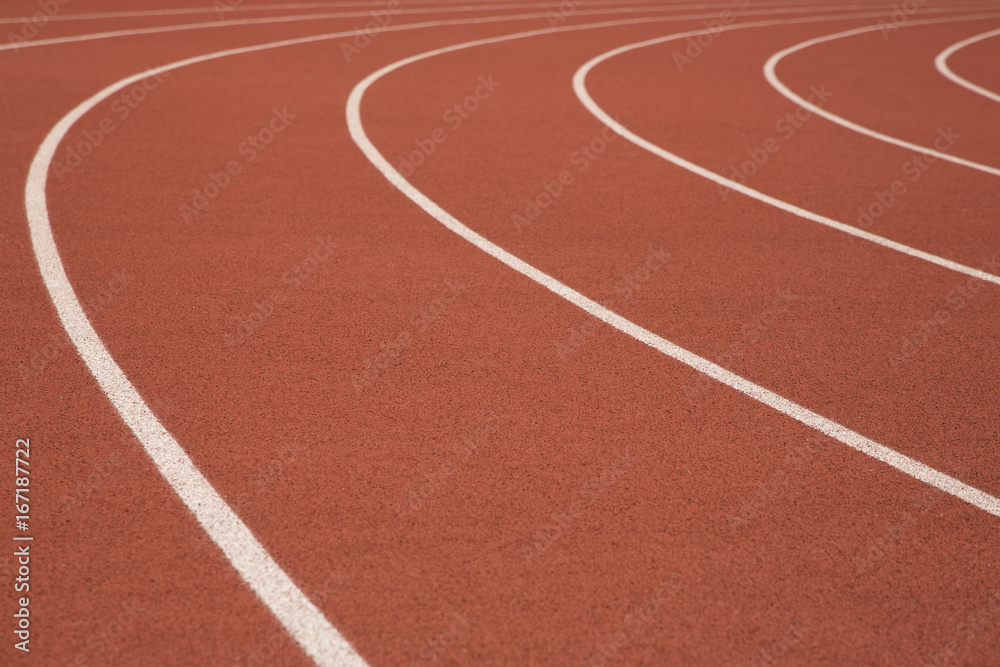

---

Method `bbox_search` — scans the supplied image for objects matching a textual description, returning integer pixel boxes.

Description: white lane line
[9,2,986,54]
[0,4,651,52]
[935,26,1000,104]
[1,2,794,53]
[2,2,965,53]
[26,72,368,667]
[764,16,1000,178]
[23,7,871,666]
[345,17,1000,519]
[0,1,715,24]
[572,14,1000,288]
[0,0,897,25]
[28,70,371,667]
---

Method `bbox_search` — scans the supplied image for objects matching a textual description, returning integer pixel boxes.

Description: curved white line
[573,15,1000,285]
[0,3,677,53]
[573,16,1000,288]
[578,19,1000,285]
[24,6,998,664]
[346,18,1000,518]
[0,0,842,25]
[26,43,372,667]
[764,15,1000,178]
[23,7,860,666]
[935,26,1000,104]
[1,2,971,53]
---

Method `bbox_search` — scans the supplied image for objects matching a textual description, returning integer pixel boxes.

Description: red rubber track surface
[3,1,999,666]
[943,24,1000,95]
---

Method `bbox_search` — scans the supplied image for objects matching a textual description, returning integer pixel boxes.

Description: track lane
[9,6,704,667]
[6,7,678,666]
[0,0,871,25]
[573,14,1000,275]
[347,15,1000,655]
[8,2,1000,665]
[352,13,1000,515]
[355,13,1000,496]
[3,0,925,53]
[936,26,1000,103]
[570,19,1000,279]
[764,14,1000,176]
[938,22,1000,99]
[1,3,698,52]
[33,10,1000,666]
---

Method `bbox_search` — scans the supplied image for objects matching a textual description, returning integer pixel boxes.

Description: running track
[3,0,1000,665]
